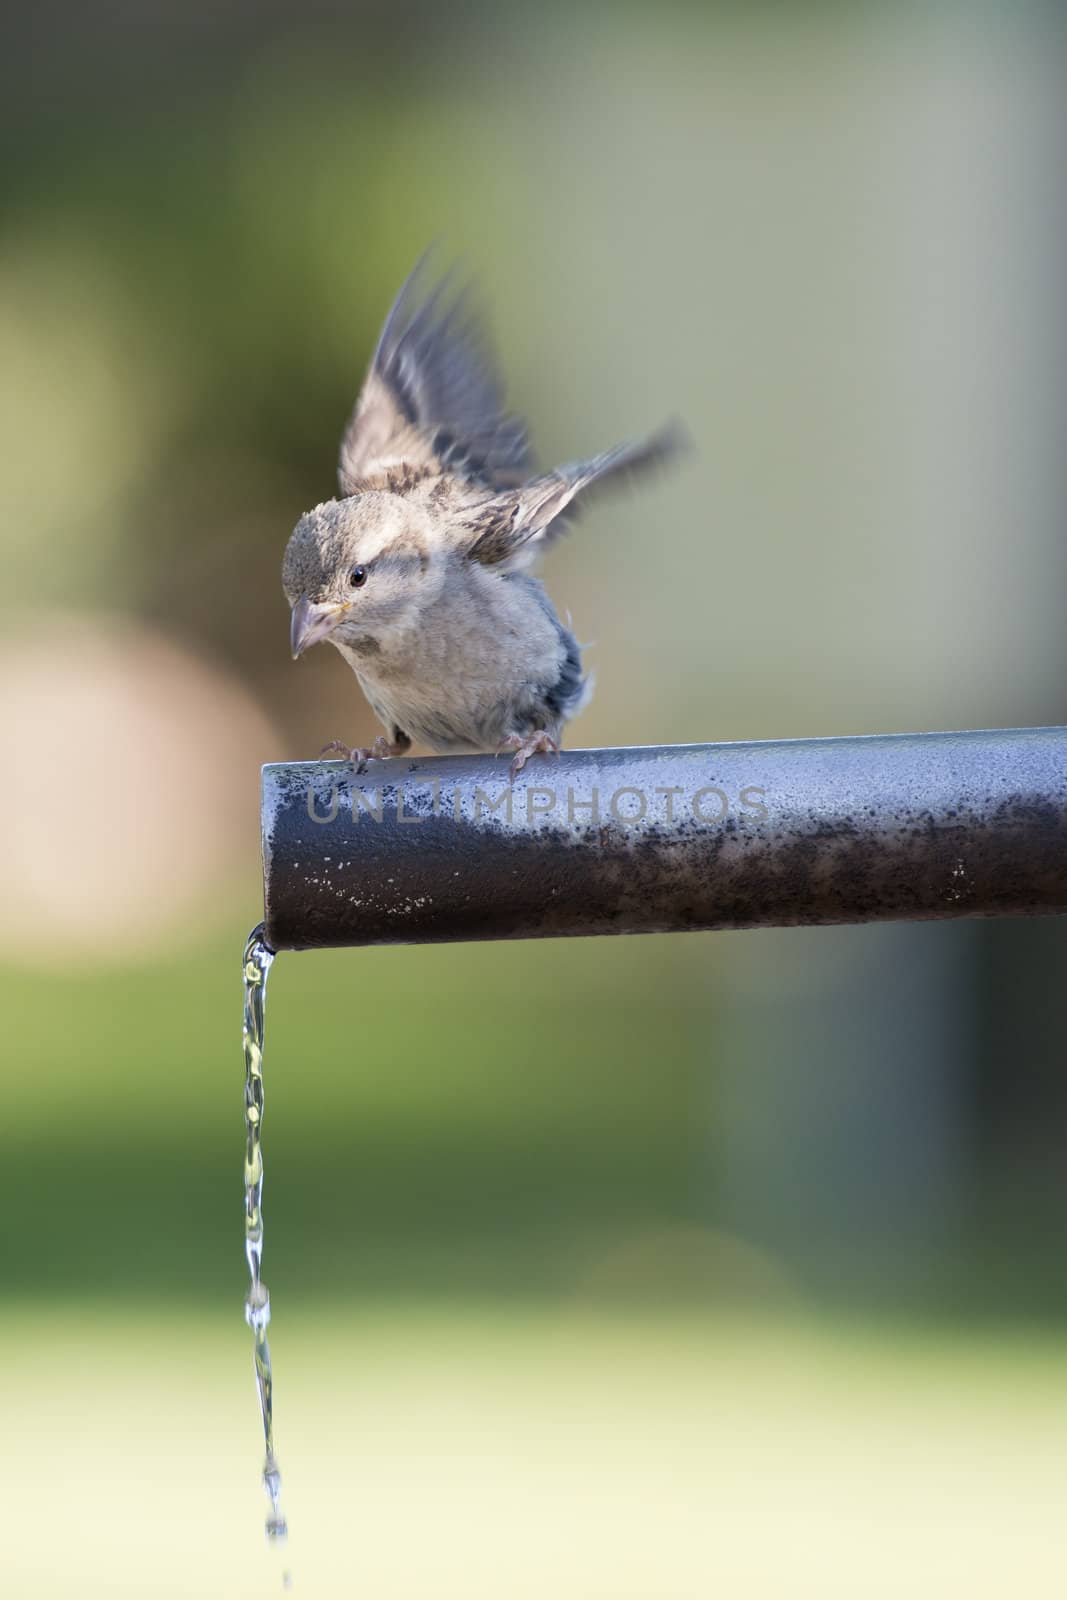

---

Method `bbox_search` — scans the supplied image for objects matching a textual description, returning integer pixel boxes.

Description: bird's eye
[349,565,367,588]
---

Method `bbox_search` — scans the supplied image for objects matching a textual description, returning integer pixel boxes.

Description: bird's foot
[320,736,403,774]
[499,730,560,782]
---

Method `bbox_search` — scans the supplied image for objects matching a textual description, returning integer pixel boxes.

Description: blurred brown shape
[0,616,283,966]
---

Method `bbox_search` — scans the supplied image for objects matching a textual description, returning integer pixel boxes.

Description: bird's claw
[499,731,560,783]
[319,740,373,773]
[319,736,397,774]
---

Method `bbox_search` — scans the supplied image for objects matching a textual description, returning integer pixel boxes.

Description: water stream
[242,923,290,1582]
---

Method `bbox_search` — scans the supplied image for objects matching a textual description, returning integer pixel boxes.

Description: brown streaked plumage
[282,258,685,776]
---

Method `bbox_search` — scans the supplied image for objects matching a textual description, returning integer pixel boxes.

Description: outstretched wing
[465,421,687,569]
[338,257,532,495]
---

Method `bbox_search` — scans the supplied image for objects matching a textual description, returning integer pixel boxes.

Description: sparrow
[283,259,683,777]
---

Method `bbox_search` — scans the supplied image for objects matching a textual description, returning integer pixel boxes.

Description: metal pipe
[261,727,1067,951]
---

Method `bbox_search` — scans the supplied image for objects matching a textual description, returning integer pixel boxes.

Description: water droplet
[245,1284,271,1331]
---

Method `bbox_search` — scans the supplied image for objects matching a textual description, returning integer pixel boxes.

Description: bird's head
[283,493,444,660]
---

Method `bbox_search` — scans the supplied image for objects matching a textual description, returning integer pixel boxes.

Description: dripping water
[242,923,291,1584]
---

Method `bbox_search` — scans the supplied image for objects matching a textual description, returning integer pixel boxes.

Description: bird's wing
[464,422,687,569]
[338,257,532,495]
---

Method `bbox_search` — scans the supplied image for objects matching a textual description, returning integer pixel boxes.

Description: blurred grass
[4,920,1067,1318]
[0,924,715,1300]
[6,1300,1067,1598]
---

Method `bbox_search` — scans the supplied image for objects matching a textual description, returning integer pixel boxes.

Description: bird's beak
[290,596,346,659]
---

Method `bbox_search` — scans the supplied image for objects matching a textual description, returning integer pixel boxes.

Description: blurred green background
[4,2,1067,1595]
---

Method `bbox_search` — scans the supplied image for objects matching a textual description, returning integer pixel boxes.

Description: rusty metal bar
[260,727,1067,951]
